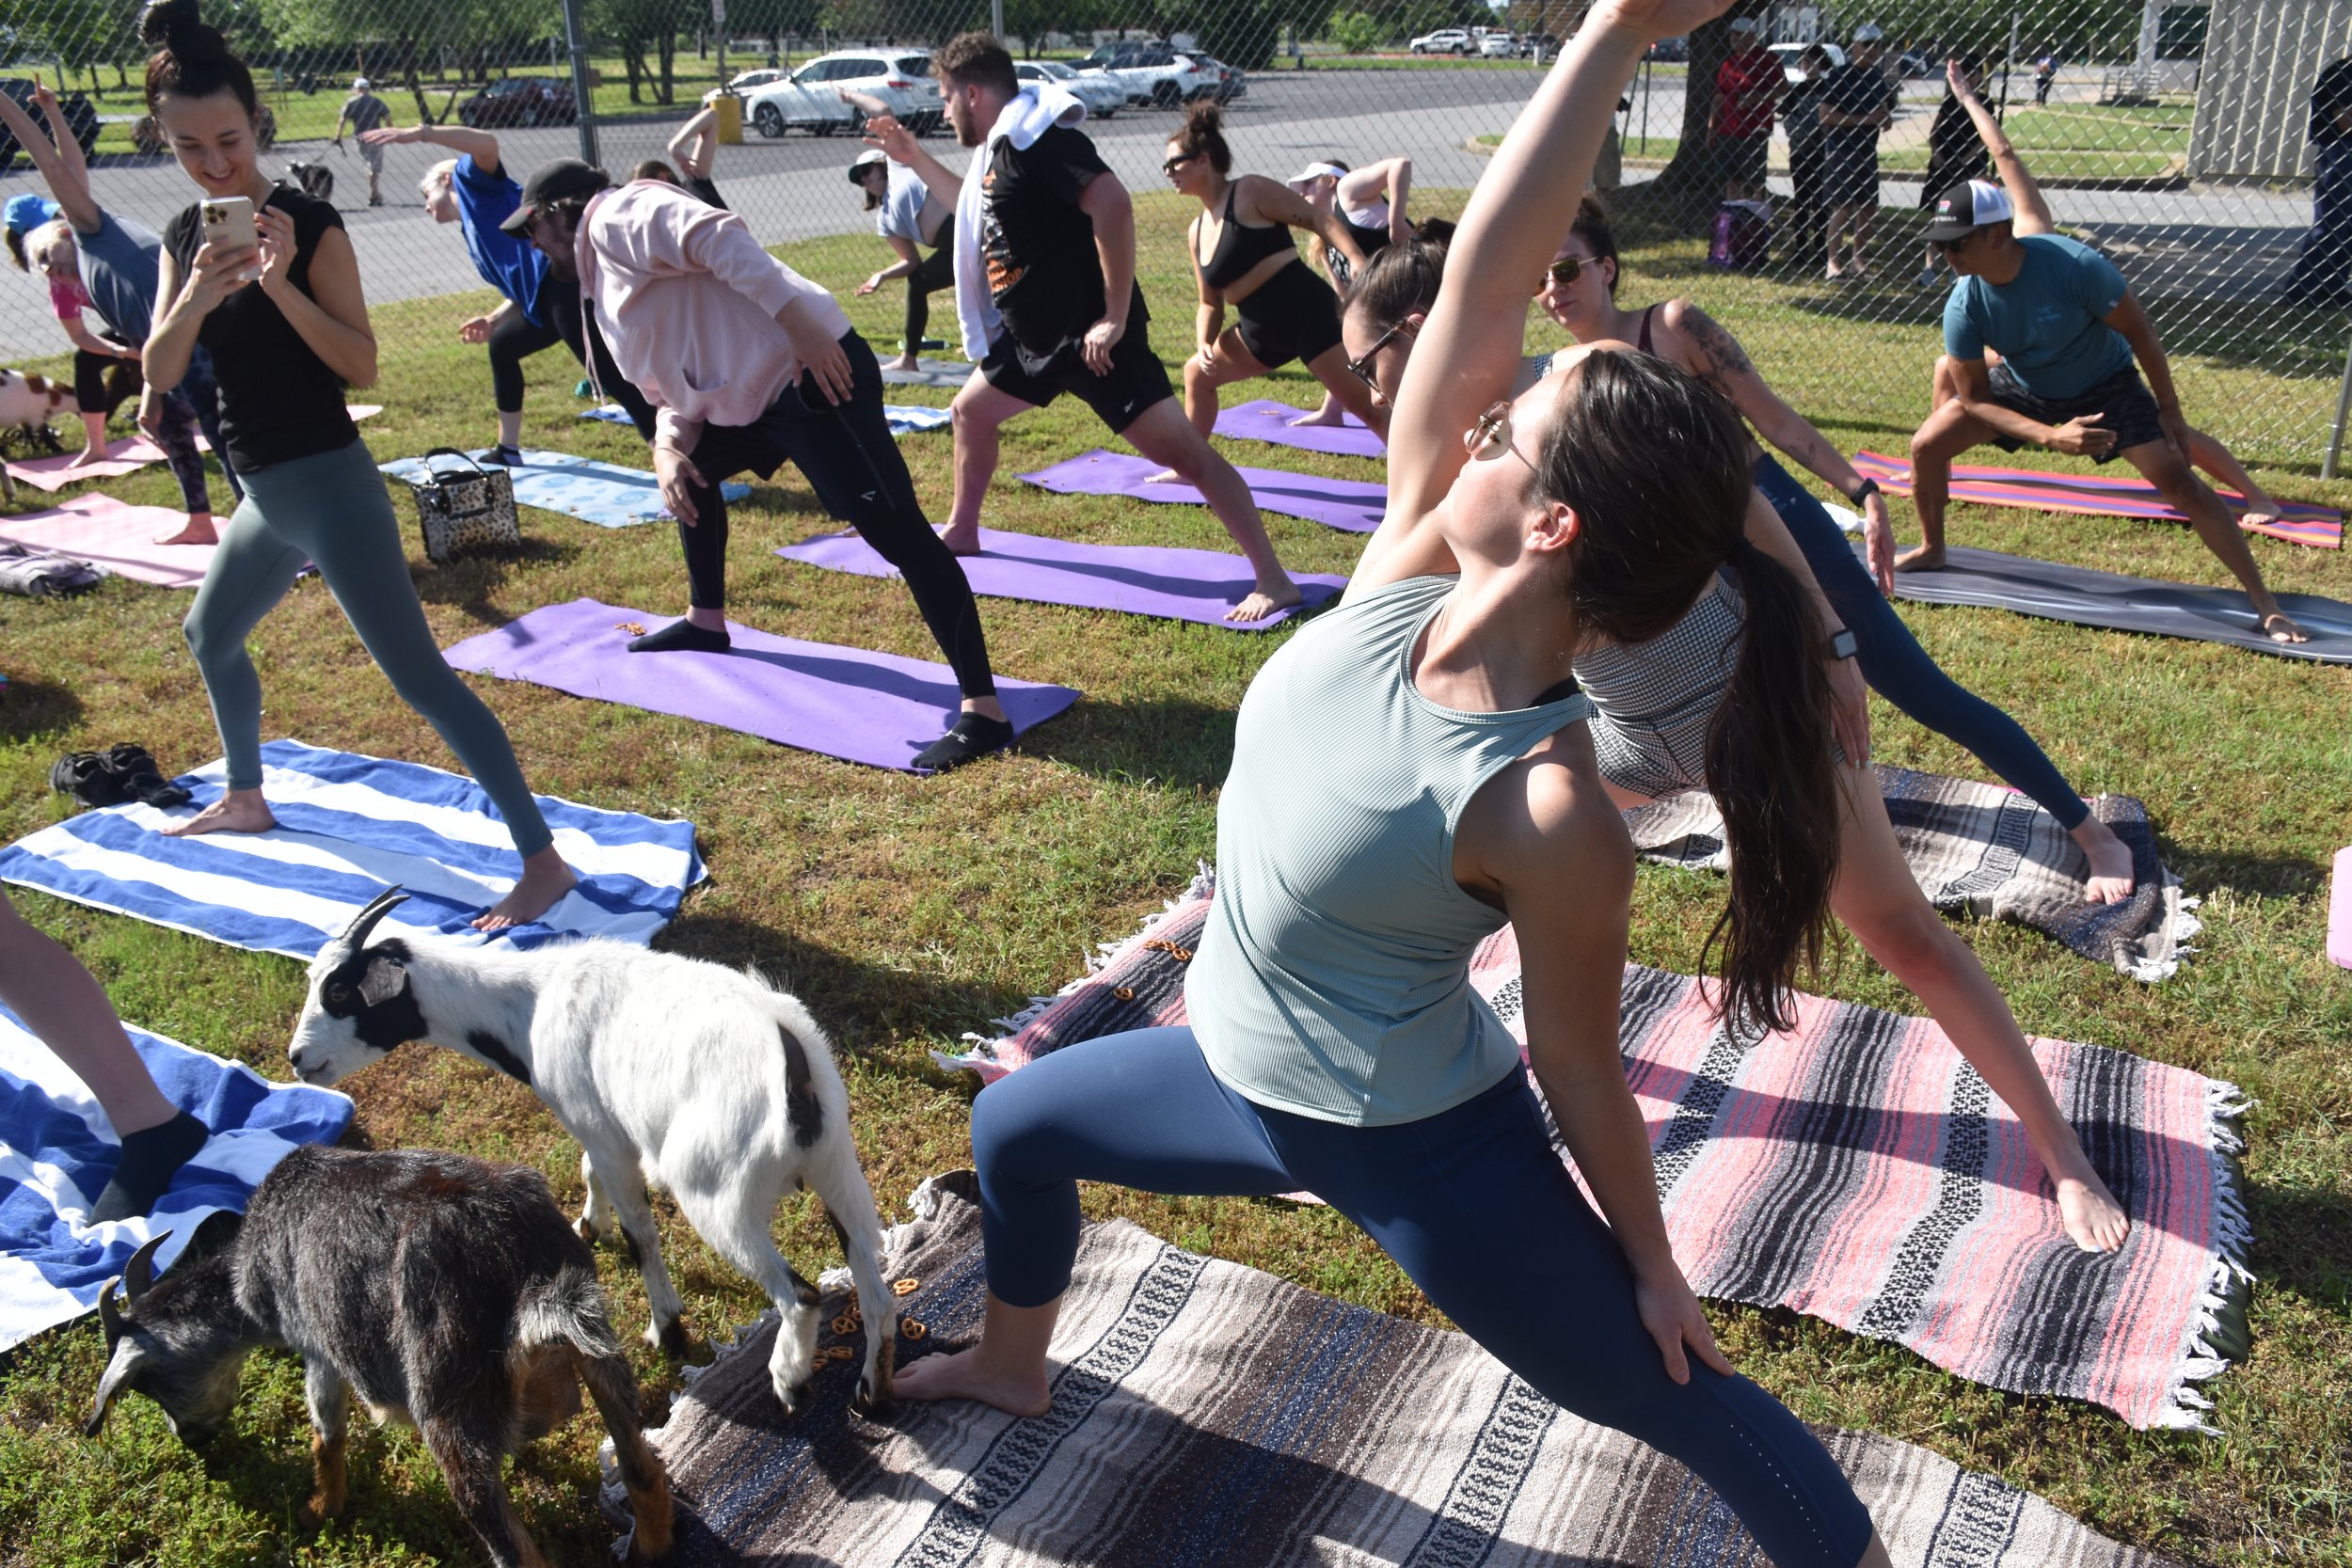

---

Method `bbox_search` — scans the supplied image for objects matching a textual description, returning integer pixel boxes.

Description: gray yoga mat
[879,358,974,388]
[1878,544,2352,664]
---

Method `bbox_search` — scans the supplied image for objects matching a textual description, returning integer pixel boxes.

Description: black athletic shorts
[1822,131,1881,208]
[1984,360,2163,464]
[1232,259,1345,371]
[1712,133,1770,190]
[981,324,1173,435]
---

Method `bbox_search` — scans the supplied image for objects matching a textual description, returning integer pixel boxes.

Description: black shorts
[1822,133,1881,208]
[1232,260,1345,371]
[981,324,1173,435]
[1712,133,1769,189]
[1983,361,2163,464]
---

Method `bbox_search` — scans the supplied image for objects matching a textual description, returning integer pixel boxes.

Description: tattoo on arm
[1682,308,1757,388]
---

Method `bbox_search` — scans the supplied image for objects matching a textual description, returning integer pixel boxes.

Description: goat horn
[97,1280,129,1342]
[341,887,410,950]
[121,1229,170,1305]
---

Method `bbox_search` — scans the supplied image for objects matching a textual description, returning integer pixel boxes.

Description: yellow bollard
[708,90,743,145]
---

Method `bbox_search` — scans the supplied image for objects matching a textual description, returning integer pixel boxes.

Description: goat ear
[356,953,407,1008]
[84,1338,141,1437]
[122,1230,170,1305]
[339,888,410,951]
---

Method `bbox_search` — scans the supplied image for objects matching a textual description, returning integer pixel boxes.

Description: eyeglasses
[1546,253,1597,287]
[1345,319,1407,393]
[1933,230,1976,253]
[1161,152,1198,175]
[1467,400,1541,478]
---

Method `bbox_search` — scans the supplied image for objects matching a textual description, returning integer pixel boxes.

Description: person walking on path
[0,84,236,545]
[865,33,1305,624]
[332,77,392,206]
[139,0,583,927]
[1164,102,1380,440]
[516,160,1015,770]
[1905,175,2308,642]
[891,13,1904,1565]
[2284,54,2352,309]
[2033,50,2057,107]
[1819,23,1896,280]
[1709,15,1781,203]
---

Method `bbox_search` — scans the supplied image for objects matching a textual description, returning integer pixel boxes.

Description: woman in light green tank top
[897,8,1894,1565]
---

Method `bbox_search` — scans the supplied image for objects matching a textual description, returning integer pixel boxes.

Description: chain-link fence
[5,0,2349,469]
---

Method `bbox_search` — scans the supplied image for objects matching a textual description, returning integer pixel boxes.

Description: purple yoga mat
[1212,398,1386,459]
[1020,451,1389,534]
[776,527,1346,628]
[442,598,1080,773]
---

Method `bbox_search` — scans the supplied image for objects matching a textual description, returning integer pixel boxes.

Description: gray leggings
[182,438,553,857]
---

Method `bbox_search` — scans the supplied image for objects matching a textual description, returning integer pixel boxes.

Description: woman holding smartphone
[137,0,580,930]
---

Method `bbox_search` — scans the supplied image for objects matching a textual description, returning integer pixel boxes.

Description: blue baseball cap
[3,193,60,238]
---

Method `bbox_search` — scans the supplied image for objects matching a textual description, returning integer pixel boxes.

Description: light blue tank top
[1187,574,1597,1126]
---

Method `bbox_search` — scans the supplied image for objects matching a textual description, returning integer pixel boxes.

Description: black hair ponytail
[141,0,259,118]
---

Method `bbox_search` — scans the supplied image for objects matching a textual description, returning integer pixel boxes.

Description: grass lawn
[1,195,2348,1567]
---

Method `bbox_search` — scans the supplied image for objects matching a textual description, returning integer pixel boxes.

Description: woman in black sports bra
[1163,103,1386,440]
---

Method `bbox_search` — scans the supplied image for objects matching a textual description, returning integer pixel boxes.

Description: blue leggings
[1756,454,2088,830]
[972,1027,1877,1568]
[183,438,552,856]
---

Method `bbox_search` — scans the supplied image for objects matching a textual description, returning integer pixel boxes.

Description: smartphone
[199,196,260,279]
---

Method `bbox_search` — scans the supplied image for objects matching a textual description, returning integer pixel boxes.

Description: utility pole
[562,0,599,167]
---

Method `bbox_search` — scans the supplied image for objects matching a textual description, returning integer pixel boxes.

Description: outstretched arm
[1338,155,1414,245]
[2105,289,2193,454]
[669,103,721,180]
[0,81,102,233]
[364,120,502,177]
[1367,0,1728,580]
[862,112,964,209]
[1950,62,2051,234]
[1240,174,1367,278]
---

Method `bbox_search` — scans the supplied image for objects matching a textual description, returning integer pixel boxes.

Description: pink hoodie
[576,181,852,453]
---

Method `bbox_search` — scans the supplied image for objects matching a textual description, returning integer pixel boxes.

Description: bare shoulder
[1459,727,1633,905]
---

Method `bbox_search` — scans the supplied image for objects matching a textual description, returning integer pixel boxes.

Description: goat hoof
[298,1491,345,1528]
[850,1378,897,1420]
[575,1217,599,1245]
[656,1318,691,1358]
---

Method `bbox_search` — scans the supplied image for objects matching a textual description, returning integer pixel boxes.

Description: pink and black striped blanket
[1852,451,2342,548]
[939,871,2252,1433]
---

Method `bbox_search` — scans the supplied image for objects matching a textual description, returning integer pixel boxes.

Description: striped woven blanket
[2,1003,352,1352]
[607,1170,2176,1565]
[1628,765,2200,982]
[937,872,2251,1432]
[0,739,704,958]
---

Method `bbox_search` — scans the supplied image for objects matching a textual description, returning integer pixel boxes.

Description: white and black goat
[84,1145,674,1567]
[287,889,898,1415]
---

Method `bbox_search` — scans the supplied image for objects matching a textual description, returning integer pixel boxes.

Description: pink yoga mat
[1211,399,1386,459]
[777,526,1345,628]
[0,493,216,587]
[442,597,1081,773]
[2331,847,2352,971]
[1021,450,1388,533]
[1853,451,2343,549]
[4,405,383,491]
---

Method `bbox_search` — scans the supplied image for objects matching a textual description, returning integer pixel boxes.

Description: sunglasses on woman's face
[1467,400,1541,478]
[1162,152,1198,176]
[1345,320,1407,393]
[1546,253,1597,287]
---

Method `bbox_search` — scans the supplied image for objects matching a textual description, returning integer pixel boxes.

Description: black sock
[89,1111,209,1224]
[912,712,1015,773]
[628,618,731,654]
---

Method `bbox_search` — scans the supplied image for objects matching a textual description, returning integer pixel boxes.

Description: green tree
[1326,8,1382,53]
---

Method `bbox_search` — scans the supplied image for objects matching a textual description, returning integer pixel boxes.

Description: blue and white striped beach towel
[0,740,705,959]
[1,1003,352,1351]
[379,450,751,529]
[580,404,952,436]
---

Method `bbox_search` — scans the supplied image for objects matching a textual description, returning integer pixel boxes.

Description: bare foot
[889,356,921,372]
[2057,1172,2131,1254]
[2069,816,2137,904]
[2260,610,2310,644]
[892,1344,1052,1418]
[1289,404,1347,429]
[2236,510,2280,535]
[161,789,277,837]
[472,849,578,932]
[154,517,218,546]
[1892,543,1946,572]
[935,523,983,556]
[1227,579,1304,624]
[68,444,114,469]
[1141,467,1183,486]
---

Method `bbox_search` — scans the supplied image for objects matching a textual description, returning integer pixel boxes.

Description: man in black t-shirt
[2286,55,2352,308]
[334,78,393,207]
[873,32,1302,624]
[1818,24,1897,280]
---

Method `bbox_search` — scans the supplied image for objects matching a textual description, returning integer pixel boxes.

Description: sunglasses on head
[1546,254,1598,286]
[1162,152,1199,175]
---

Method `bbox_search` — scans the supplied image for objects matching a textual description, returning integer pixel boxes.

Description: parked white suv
[742,49,942,137]
[1074,42,1220,106]
[1476,32,1520,57]
[1015,59,1120,119]
[1410,28,1474,55]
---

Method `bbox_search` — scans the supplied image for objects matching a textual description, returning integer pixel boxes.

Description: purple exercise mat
[1212,399,1387,459]
[776,527,1346,629]
[1020,451,1388,534]
[442,598,1080,773]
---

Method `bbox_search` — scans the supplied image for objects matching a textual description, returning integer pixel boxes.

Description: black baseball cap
[1922,179,2014,242]
[499,158,612,235]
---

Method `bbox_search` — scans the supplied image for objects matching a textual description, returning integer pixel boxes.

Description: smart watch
[1846,477,1880,505]
[1829,628,1859,661]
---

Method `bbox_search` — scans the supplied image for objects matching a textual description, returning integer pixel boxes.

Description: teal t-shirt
[1942,232,2132,399]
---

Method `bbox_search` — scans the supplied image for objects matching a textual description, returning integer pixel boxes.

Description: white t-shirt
[877,164,936,245]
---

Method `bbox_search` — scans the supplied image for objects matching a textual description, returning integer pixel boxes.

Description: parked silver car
[1015,59,1121,119]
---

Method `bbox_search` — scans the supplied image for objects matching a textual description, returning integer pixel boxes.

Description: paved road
[0,65,2316,360]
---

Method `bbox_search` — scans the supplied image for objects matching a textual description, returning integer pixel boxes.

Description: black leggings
[681,329,995,700]
[902,244,956,350]
[72,347,136,420]
[485,305,563,415]
[482,278,660,439]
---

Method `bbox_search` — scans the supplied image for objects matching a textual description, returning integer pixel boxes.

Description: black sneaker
[101,743,193,809]
[51,751,127,807]
[480,445,526,467]
[912,713,1016,773]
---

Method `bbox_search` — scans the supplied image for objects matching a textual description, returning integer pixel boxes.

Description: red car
[459,77,578,128]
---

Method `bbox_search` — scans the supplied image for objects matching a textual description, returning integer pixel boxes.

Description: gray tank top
[1187,574,1597,1126]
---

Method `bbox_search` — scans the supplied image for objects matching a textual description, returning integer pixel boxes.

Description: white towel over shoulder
[954,85,1088,362]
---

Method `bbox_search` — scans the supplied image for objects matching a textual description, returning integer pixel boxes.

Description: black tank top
[1199,185,1298,290]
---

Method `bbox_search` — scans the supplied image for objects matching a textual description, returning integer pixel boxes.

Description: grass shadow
[1013,694,1239,794]
[0,676,85,739]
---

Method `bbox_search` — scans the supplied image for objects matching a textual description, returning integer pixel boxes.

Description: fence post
[992,0,1006,41]
[563,0,600,168]
[2326,328,2352,482]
